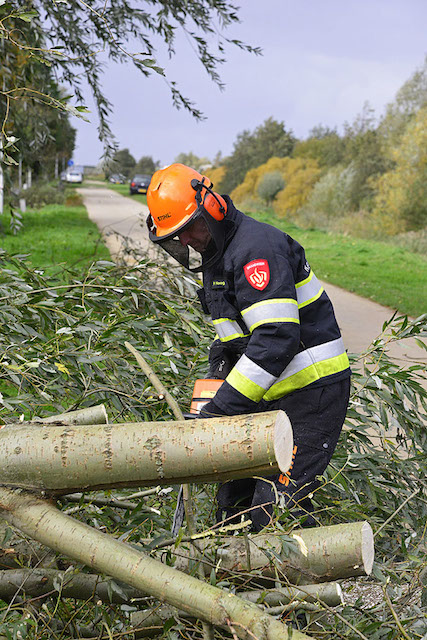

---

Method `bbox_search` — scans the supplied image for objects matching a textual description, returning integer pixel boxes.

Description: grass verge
[0,203,110,274]
[250,209,426,318]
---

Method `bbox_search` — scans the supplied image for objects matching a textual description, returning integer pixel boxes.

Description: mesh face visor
[156,237,190,269]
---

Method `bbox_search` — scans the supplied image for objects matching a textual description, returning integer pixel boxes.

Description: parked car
[65,169,83,184]
[130,174,151,195]
[109,173,126,184]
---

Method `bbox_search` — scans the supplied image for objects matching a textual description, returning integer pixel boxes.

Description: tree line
[113,55,426,240]
[203,57,426,239]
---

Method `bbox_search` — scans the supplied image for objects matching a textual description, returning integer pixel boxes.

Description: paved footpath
[79,185,426,368]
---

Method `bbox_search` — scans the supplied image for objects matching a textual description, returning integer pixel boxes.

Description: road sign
[67,159,74,167]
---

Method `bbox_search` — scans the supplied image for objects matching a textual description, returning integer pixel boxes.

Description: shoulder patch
[243,259,270,291]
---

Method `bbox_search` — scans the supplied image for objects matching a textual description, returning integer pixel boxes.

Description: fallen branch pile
[0,403,375,639]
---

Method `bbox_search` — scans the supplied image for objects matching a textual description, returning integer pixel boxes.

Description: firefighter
[147,163,351,531]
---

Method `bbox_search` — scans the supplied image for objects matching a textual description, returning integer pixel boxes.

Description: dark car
[130,174,152,195]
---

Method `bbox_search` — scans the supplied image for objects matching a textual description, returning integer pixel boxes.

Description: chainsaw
[187,377,224,415]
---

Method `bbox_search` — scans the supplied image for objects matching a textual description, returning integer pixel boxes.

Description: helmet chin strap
[190,178,226,215]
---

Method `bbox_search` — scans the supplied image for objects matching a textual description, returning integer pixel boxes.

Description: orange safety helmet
[146,163,228,271]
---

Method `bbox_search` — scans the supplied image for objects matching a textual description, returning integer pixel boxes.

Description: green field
[250,210,426,318]
[0,203,110,273]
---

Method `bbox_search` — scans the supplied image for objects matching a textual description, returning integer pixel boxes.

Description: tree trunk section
[35,404,109,425]
[171,521,374,583]
[0,410,293,494]
[131,581,343,637]
[0,567,142,603]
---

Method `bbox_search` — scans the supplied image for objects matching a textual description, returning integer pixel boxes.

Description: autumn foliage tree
[220,117,295,193]
[372,106,427,234]
[231,156,321,217]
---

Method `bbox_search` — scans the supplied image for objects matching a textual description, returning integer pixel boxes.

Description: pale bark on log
[0,488,312,640]
[12,404,109,426]
[131,581,343,637]
[0,410,293,494]
[131,600,323,639]
[0,567,142,603]
[0,566,342,609]
[170,521,374,584]
[60,493,140,511]
[239,582,344,607]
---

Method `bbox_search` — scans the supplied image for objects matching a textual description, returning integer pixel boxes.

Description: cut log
[0,567,142,603]
[171,521,374,584]
[0,410,293,494]
[37,404,109,425]
[239,581,344,607]
[6,404,109,427]
[0,488,312,640]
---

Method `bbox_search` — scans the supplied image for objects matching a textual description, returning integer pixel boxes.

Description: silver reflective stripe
[213,318,247,342]
[296,271,324,308]
[242,298,299,331]
[275,338,345,383]
[234,354,277,390]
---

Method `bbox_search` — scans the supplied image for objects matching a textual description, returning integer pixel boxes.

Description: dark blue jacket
[200,197,350,416]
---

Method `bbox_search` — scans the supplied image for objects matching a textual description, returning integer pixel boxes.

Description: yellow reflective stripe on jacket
[241,298,299,332]
[227,354,277,402]
[264,339,349,400]
[227,338,349,403]
[296,271,324,309]
[213,318,249,342]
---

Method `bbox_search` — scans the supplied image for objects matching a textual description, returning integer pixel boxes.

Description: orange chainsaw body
[189,378,223,415]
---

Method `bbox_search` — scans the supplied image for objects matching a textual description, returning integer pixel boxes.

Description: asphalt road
[79,184,426,367]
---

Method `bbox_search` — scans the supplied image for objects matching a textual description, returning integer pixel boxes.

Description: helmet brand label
[243,259,270,290]
[158,213,172,221]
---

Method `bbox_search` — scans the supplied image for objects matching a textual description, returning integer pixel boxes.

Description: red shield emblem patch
[244,259,270,291]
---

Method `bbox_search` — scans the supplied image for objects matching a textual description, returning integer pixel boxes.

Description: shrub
[390,227,427,255]
[304,164,356,219]
[18,182,65,209]
[64,189,84,206]
[273,158,321,217]
[231,156,321,217]
[256,171,284,204]
[231,157,289,203]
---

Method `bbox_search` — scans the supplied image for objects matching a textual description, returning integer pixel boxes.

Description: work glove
[206,340,236,380]
[207,336,249,379]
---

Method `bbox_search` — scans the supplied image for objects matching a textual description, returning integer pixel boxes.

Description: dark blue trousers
[216,377,351,531]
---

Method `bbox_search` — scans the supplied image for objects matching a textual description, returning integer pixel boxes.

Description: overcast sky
[72,0,427,168]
